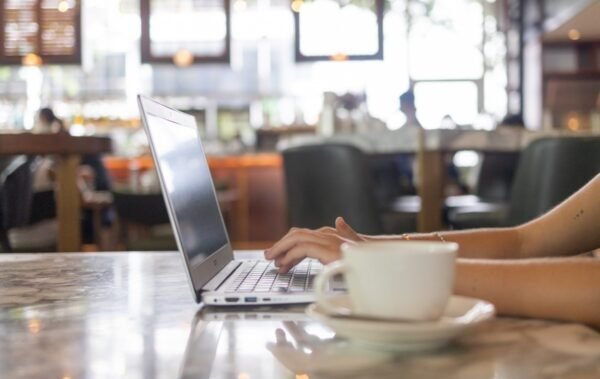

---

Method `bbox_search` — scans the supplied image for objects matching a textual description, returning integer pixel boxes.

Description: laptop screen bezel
[138,95,234,303]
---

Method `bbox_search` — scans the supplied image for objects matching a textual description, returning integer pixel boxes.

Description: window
[0,0,81,65]
[407,0,506,128]
[141,0,231,64]
[293,0,384,62]
[414,81,479,129]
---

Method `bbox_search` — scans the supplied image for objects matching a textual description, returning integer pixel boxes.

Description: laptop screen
[145,113,229,266]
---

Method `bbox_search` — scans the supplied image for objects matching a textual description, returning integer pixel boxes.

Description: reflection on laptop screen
[145,113,228,265]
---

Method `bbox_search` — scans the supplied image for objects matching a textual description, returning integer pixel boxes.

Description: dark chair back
[0,156,34,251]
[111,190,176,251]
[476,151,520,201]
[112,191,171,226]
[506,136,600,226]
[282,144,382,234]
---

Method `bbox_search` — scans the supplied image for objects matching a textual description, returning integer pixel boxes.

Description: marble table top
[1,252,599,379]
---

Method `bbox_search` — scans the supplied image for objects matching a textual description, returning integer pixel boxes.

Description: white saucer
[306,294,495,352]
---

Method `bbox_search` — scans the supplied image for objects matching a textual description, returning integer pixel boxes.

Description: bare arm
[267,174,600,265]
[265,175,600,327]
[519,173,600,258]
[455,257,600,328]
[382,174,600,259]
[369,227,523,259]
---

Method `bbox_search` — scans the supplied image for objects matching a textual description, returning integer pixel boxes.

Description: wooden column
[416,129,444,232]
[55,155,81,252]
[417,151,444,232]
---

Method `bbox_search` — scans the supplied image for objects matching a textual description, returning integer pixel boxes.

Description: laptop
[137,95,321,305]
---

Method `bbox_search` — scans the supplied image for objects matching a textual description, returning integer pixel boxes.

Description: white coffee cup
[314,241,458,321]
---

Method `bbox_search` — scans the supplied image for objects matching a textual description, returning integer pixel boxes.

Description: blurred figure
[34,107,114,245]
[399,90,423,130]
[497,114,526,130]
[35,107,68,134]
[440,114,457,129]
[397,91,466,196]
[392,90,422,195]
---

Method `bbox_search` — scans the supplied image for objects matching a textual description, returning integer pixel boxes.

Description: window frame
[0,0,82,65]
[293,0,385,62]
[140,0,232,65]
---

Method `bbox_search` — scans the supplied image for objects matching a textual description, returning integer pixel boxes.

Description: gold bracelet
[433,232,446,243]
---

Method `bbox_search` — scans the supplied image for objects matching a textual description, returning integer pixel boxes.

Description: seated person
[35,107,68,134]
[34,107,114,245]
[265,174,600,328]
[8,158,58,251]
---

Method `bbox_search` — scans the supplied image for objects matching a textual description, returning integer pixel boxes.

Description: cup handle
[314,261,350,316]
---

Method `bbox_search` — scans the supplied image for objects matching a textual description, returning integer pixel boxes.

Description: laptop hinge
[202,260,242,291]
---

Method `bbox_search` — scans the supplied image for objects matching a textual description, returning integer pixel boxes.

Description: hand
[334,216,363,241]
[264,217,363,273]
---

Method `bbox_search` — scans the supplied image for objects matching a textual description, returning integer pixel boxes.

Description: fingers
[275,328,287,344]
[317,226,338,235]
[264,227,344,273]
[277,242,341,273]
[335,217,361,241]
[265,228,332,261]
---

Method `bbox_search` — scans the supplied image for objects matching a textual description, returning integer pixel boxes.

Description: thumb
[335,217,361,241]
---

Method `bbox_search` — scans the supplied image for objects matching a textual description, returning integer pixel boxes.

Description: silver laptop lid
[138,95,234,302]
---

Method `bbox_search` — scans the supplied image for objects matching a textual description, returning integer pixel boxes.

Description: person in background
[264,174,600,328]
[440,114,458,129]
[393,90,422,195]
[497,114,526,130]
[399,90,423,130]
[5,108,68,250]
[36,108,68,134]
[34,107,114,245]
[396,90,466,196]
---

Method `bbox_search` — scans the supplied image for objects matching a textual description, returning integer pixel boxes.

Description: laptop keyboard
[225,259,322,293]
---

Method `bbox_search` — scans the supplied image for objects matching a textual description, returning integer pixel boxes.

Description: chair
[0,156,63,252]
[443,151,519,226]
[379,151,519,233]
[0,156,34,251]
[475,151,521,202]
[282,143,383,234]
[449,136,600,229]
[112,190,177,251]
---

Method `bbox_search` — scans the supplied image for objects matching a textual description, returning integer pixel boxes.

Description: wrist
[398,232,447,243]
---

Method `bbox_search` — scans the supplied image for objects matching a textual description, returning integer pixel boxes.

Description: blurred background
[0,0,599,253]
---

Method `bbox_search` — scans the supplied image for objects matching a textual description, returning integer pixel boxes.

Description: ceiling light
[567,114,580,131]
[568,29,581,41]
[330,53,348,61]
[173,49,194,67]
[233,0,247,12]
[22,53,43,66]
[58,0,70,12]
[291,0,304,13]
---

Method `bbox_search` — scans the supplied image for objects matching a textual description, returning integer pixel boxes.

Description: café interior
[1,0,600,378]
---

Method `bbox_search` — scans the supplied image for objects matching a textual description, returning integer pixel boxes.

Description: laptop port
[263,298,271,302]
[244,297,257,303]
[225,297,239,303]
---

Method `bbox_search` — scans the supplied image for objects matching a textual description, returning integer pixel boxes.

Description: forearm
[454,257,600,328]
[520,174,600,258]
[363,175,600,259]
[362,227,524,259]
